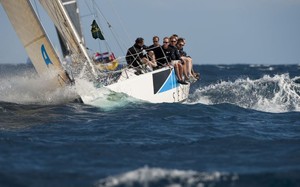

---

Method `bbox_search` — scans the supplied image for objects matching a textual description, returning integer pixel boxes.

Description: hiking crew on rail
[125,35,199,84]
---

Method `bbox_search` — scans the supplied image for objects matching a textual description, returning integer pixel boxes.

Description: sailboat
[0,0,191,104]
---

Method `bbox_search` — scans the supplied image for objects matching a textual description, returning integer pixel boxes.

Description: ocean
[0,63,300,187]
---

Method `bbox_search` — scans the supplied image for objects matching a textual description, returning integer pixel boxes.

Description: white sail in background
[0,0,70,87]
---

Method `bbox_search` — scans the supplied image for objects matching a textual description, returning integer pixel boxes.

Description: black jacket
[155,46,172,66]
[179,48,191,58]
[126,44,148,67]
[169,45,183,63]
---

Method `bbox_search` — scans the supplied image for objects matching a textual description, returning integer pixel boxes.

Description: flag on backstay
[91,20,105,40]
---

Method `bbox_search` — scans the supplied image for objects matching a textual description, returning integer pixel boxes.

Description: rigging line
[83,0,93,17]
[105,1,128,53]
[107,0,132,48]
[91,0,111,30]
[93,2,125,54]
[84,0,104,52]
[83,1,120,55]
[92,1,112,53]
[85,1,111,53]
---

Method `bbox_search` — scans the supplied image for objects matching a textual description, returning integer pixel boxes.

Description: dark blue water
[0,64,300,187]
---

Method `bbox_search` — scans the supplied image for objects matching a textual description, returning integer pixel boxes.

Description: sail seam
[24,35,46,48]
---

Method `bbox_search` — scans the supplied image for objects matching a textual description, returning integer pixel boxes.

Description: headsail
[0,0,71,87]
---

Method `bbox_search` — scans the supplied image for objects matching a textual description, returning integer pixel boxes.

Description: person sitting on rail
[168,36,187,85]
[125,37,157,71]
[176,38,197,82]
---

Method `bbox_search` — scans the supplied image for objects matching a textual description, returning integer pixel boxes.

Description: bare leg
[187,58,193,77]
[182,56,194,78]
[174,63,180,80]
[182,59,189,79]
[174,63,183,81]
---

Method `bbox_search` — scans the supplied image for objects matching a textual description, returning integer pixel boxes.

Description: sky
[0,0,300,65]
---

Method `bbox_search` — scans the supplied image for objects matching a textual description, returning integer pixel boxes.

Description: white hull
[106,67,190,103]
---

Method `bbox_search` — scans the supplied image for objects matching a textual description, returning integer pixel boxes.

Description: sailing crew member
[126,37,157,70]
[176,37,198,82]
[169,36,187,84]
[154,37,172,67]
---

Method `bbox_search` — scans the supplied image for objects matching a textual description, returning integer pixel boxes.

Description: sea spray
[0,72,78,104]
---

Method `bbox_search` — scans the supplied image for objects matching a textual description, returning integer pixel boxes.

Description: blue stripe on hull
[158,69,179,93]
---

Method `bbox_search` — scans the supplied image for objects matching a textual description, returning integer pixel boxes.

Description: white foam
[188,74,300,113]
[95,167,236,187]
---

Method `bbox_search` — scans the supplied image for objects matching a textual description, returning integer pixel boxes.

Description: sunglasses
[178,43,185,46]
[171,40,177,42]
[163,41,169,43]
[153,40,159,42]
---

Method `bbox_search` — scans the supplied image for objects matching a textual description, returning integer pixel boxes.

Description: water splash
[0,73,78,105]
[189,74,300,113]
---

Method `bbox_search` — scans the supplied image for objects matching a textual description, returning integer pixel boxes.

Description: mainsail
[55,0,84,58]
[0,0,71,87]
[38,0,96,76]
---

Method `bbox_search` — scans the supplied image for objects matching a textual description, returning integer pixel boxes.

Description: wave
[188,74,300,113]
[94,167,300,187]
[95,167,237,187]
